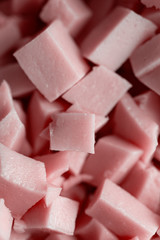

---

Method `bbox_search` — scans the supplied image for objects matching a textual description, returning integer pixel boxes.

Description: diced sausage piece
[13,219,26,233]
[0,81,13,120]
[0,143,47,219]
[67,151,88,175]
[86,179,160,240]
[40,0,92,37]
[43,184,62,207]
[28,91,67,154]
[130,34,160,95]
[154,144,160,161]
[135,91,160,128]
[62,174,93,191]
[11,0,45,14]
[67,103,109,133]
[142,8,160,27]
[0,199,13,240]
[141,0,160,9]
[113,93,159,164]
[14,20,89,102]
[82,135,142,186]
[122,162,160,214]
[0,13,21,57]
[9,231,30,240]
[0,109,25,151]
[49,112,95,153]
[23,196,79,236]
[76,214,118,240]
[63,66,131,116]
[46,233,77,240]
[130,34,160,78]
[81,6,157,71]
[0,63,35,98]
[35,151,70,182]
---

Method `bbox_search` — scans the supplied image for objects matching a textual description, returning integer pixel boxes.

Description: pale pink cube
[141,0,160,9]
[82,135,142,186]
[135,91,160,128]
[67,103,109,133]
[46,233,77,240]
[0,199,13,240]
[81,6,157,71]
[0,81,13,120]
[113,93,159,164]
[63,66,131,116]
[0,109,25,152]
[0,13,21,57]
[28,91,67,154]
[23,196,79,236]
[142,8,160,27]
[49,112,95,153]
[86,179,160,240]
[43,184,62,207]
[0,143,47,219]
[0,63,35,98]
[40,0,92,37]
[76,214,118,240]
[122,162,160,214]
[14,20,89,102]
[35,152,70,182]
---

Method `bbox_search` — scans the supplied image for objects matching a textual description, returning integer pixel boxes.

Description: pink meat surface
[0,199,13,240]
[86,179,160,240]
[0,143,47,219]
[82,134,143,186]
[76,213,119,240]
[35,152,70,182]
[135,91,160,128]
[28,90,68,154]
[113,93,159,164]
[0,63,35,97]
[122,161,160,214]
[81,6,157,71]
[23,196,79,235]
[40,0,92,37]
[63,66,131,116]
[43,184,62,207]
[142,8,160,27]
[49,112,95,153]
[141,0,160,9]
[14,20,89,102]
[67,103,109,133]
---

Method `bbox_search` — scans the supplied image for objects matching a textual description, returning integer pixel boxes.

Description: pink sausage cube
[76,214,118,240]
[35,152,70,182]
[82,135,143,186]
[0,81,13,120]
[0,109,25,151]
[86,179,160,240]
[130,34,160,95]
[23,196,79,236]
[67,103,109,133]
[122,162,160,214]
[81,6,157,71]
[113,93,159,164]
[14,20,89,102]
[63,66,131,116]
[49,112,95,153]
[40,0,92,37]
[43,184,62,207]
[28,91,67,154]
[0,143,47,219]
[0,13,21,57]
[141,0,160,9]
[135,91,160,128]
[0,199,13,240]
[0,63,35,98]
